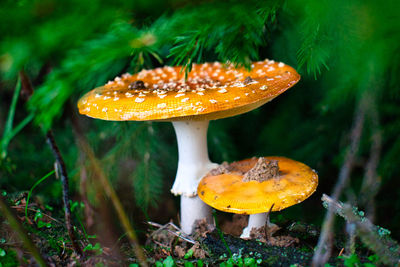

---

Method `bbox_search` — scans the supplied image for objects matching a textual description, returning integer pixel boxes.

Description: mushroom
[197,157,318,238]
[77,60,300,234]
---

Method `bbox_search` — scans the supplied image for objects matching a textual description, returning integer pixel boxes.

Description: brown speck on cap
[243,76,255,85]
[129,80,146,90]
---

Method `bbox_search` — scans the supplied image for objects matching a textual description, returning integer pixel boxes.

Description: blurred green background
[1,0,399,243]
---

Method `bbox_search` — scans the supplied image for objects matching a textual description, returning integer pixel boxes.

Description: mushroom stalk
[240,213,267,238]
[172,120,218,234]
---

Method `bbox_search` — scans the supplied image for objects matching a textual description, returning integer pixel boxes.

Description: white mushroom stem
[171,120,218,234]
[240,213,267,238]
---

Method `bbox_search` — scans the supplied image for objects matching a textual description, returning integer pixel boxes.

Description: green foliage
[219,250,263,267]
[0,248,18,267]
[338,253,379,267]
[155,256,176,267]
[83,242,103,255]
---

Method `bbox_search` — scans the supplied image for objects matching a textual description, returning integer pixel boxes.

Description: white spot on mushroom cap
[209,99,217,104]
[135,97,145,103]
[175,93,185,98]
[103,96,111,100]
[121,112,133,120]
[157,103,167,108]
[278,62,284,67]
[218,88,227,93]
[181,97,190,102]
[260,85,268,90]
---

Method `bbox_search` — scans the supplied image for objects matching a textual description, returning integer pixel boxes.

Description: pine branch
[154,0,282,72]
[28,22,152,130]
[322,194,400,266]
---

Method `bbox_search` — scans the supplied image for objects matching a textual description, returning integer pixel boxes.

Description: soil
[1,193,346,266]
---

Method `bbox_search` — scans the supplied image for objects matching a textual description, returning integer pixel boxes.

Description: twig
[0,195,49,267]
[70,112,148,267]
[18,70,83,257]
[11,206,63,224]
[46,130,83,256]
[322,194,400,266]
[312,94,368,266]
[359,105,382,221]
[78,151,95,229]
[147,221,196,244]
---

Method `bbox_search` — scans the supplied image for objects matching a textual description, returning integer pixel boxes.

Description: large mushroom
[197,157,318,238]
[77,60,300,234]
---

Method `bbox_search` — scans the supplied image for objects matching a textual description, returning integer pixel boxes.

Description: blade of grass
[70,112,148,267]
[212,209,232,258]
[25,170,55,221]
[1,78,21,159]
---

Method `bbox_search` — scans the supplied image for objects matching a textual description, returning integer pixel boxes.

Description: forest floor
[0,193,378,267]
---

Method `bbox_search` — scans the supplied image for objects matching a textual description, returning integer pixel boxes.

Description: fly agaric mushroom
[197,156,318,238]
[77,60,300,234]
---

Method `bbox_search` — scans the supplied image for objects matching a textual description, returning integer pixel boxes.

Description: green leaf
[184,249,194,259]
[244,257,255,266]
[0,248,6,257]
[163,256,175,267]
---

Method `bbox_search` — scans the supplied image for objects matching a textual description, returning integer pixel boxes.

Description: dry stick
[70,114,148,267]
[312,94,368,267]
[46,131,83,256]
[19,70,83,257]
[322,194,400,266]
[359,106,382,222]
[78,152,95,229]
[0,195,49,267]
[147,221,196,244]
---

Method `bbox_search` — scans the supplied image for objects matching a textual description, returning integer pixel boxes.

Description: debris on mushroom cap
[206,157,279,182]
[77,59,300,121]
[197,157,318,214]
[242,157,279,182]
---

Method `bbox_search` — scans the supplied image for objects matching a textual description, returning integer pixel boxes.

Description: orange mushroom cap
[77,60,300,121]
[197,157,318,214]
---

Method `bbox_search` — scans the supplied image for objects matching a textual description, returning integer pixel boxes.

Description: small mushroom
[197,156,318,238]
[77,60,300,234]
